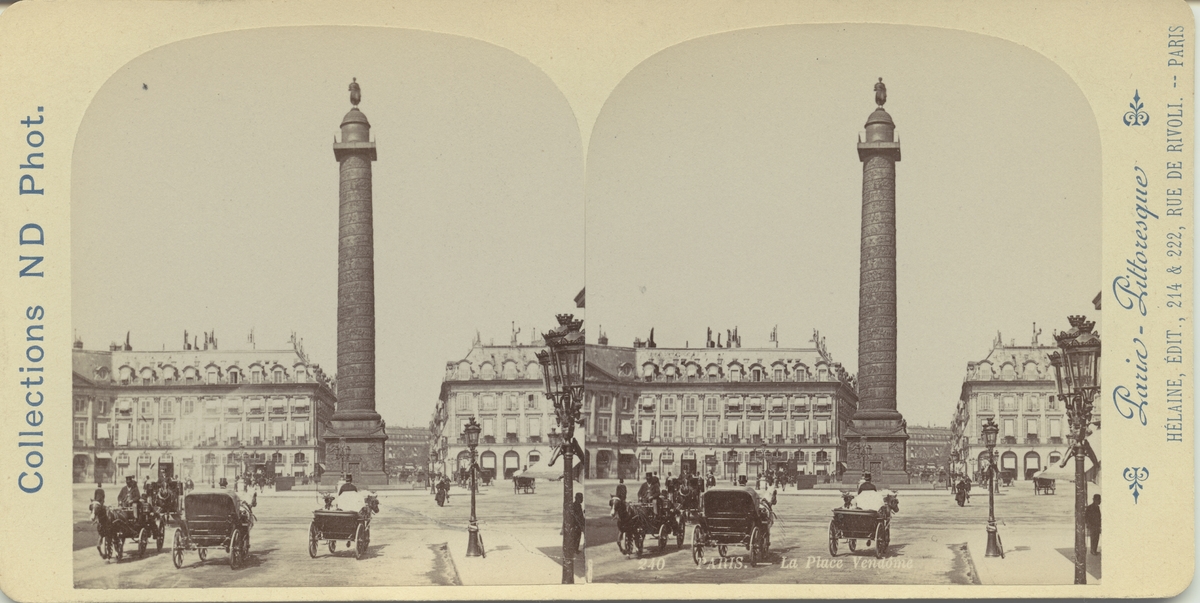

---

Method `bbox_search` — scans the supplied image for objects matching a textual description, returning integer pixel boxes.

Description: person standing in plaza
[570,492,585,553]
[1085,494,1101,554]
[93,482,105,505]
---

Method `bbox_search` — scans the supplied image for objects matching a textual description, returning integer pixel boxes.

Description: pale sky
[72,27,584,428]
[585,25,1101,428]
[73,24,1101,431]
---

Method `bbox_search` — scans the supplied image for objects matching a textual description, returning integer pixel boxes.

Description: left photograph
[70,27,585,588]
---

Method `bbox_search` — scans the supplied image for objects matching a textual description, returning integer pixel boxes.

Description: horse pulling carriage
[170,491,256,570]
[828,491,899,559]
[690,486,773,566]
[608,494,686,558]
[308,492,379,560]
[89,481,181,562]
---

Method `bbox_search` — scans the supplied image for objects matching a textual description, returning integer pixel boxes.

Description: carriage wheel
[198,547,207,562]
[230,529,244,570]
[691,526,704,566]
[657,523,669,553]
[138,527,149,558]
[328,539,337,554]
[748,527,761,566]
[308,523,319,558]
[354,524,366,560]
[878,524,890,556]
[848,539,857,552]
[827,520,839,557]
[873,523,885,559]
[718,545,728,558]
[172,529,185,569]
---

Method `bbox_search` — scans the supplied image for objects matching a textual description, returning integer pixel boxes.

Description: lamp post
[536,314,585,585]
[464,417,484,557]
[1048,315,1101,585]
[981,417,1003,557]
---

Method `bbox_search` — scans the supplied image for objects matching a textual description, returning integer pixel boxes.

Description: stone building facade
[430,337,556,481]
[385,425,430,478]
[905,424,951,482]
[71,338,335,485]
[585,331,857,482]
[948,332,1083,482]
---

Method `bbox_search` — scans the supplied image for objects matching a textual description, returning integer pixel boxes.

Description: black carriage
[689,486,773,566]
[308,493,377,560]
[828,491,898,559]
[514,476,536,494]
[1033,477,1056,495]
[170,492,255,570]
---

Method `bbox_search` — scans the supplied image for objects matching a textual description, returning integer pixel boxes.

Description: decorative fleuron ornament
[874,77,887,107]
[349,77,361,106]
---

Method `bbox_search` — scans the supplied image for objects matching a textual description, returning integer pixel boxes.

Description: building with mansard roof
[71,335,335,485]
[585,329,857,483]
[429,333,558,481]
[947,329,1097,483]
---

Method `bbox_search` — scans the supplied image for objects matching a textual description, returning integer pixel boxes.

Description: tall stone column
[326,78,387,485]
[844,79,908,485]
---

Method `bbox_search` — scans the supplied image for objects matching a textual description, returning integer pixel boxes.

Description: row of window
[589,393,836,413]
[454,392,542,412]
[76,396,315,416]
[101,363,310,386]
[975,393,1059,412]
[636,363,833,383]
[78,419,314,445]
[974,415,1066,440]
[594,417,835,441]
[453,361,541,382]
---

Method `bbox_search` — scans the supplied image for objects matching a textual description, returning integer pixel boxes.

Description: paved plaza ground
[584,479,1102,585]
[73,480,585,589]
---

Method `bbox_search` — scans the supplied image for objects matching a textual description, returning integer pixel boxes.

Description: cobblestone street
[73,481,576,588]
[585,479,1101,585]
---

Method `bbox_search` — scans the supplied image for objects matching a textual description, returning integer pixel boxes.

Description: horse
[609,495,650,558]
[89,500,114,559]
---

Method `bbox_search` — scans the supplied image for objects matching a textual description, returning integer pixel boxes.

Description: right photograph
[583,25,1102,585]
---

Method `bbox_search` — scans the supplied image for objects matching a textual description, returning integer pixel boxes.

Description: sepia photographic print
[0,1,1193,601]
[66,27,585,589]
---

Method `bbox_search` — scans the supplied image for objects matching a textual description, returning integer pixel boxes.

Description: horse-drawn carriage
[308,492,379,560]
[609,494,686,558]
[689,486,773,566]
[1033,477,1056,495]
[828,490,899,559]
[89,481,180,561]
[514,476,536,494]
[170,491,256,570]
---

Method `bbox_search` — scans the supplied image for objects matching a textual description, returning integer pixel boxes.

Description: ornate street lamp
[1049,315,1101,585]
[981,417,1003,558]
[464,417,484,557]
[536,314,585,584]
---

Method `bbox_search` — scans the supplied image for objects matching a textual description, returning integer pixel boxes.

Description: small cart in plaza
[308,492,379,560]
[690,486,773,566]
[514,476,536,494]
[1033,477,1056,495]
[170,491,256,570]
[828,491,898,559]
